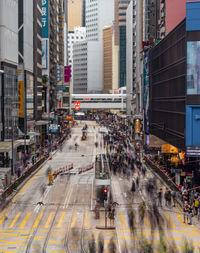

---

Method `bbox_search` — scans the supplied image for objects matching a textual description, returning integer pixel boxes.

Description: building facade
[126,0,136,115]
[68,0,85,31]
[68,27,86,67]
[85,0,114,93]
[0,0,19,141]
[149,19,186,150]
[73,41,88,94]
[103,26,113,93]
[114,0,131,88]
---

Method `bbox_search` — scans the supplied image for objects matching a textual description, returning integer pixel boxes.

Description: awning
[0,139,31,153]
[35,120,49,126]
[27,132,40,136]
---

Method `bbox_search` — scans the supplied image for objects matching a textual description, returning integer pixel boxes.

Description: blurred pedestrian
[158,188,163,207]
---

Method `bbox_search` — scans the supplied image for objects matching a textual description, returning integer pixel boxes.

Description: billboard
[187,41,200,95]
[42,0,49,38]
[18,64,24,118]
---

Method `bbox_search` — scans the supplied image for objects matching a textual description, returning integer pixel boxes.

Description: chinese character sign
[64,66,71,83]
[42,0,49,38]
[18,64,24,118]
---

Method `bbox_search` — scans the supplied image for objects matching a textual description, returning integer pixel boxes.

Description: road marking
[84,211,89,228]
[163,212,175,229]
[19,212,32,229]
[119,211,126,228]
[8,212,21,229]
[71,211,77,228]
[144,215,151,228]
[176,212,188,229]
[32,212,43,228]
[0,215,7,225]
[45,212,54,228]
[57,212,65,228]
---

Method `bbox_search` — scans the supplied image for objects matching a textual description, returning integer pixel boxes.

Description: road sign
[74,101,80,111]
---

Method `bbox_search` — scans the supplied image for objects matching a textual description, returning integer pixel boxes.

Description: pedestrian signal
[103,189,108,200]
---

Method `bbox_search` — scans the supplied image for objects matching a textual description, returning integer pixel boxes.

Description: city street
[0,122,200,252]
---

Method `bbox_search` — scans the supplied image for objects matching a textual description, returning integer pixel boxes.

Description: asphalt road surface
[0,121,200,252]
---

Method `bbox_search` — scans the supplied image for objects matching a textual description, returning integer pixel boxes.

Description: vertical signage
[42,0,49,69]
[18,64,24,118]
[64,66,71,83]
[42,0,49,38]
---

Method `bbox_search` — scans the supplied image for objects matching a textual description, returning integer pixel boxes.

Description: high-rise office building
[68,0,86,31]
[126,0,137,115]
[0,0,18,140]
[102,26,119,94]
[114,0,131,88]
[73,0,114,94]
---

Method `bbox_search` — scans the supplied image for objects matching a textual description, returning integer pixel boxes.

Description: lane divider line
[19,212,32,229]
[8,212,21,229]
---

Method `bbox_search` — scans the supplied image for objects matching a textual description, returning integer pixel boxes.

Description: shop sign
[74,101,81,111]
[49,124,58,133]
[186,146,200,157]
[172,169,182,174]
[18,64,24,118]
[161,144,178,154]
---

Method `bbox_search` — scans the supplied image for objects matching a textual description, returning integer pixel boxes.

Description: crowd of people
[97,114,200,228]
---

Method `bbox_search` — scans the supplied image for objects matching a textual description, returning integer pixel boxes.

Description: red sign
[74,101,80,111]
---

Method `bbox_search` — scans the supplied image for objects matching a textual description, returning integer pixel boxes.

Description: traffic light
[103,188,108,201]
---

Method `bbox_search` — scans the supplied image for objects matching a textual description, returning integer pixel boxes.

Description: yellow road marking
[163,212,175,229]
[8,212,21,229]
[119,211,126,228]
[0,164,45,220]
[0,215,7,225]
[144,215,151,228]
[84,211,89,228]
[176,212,188,229]
[57,212,65,228]
[45,212,54,228]
[19,212,31,229]
[32,212,43,228]
[71,211,77,228]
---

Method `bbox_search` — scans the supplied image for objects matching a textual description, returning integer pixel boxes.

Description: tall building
[0,0,18,140]
[126,0,137,115]
[143,0,160,41]
[68,27,86,67]
[102,26,119,94]
[103,26,113,93]
[114,0,131,88]
[42,0,58,113]
[73,0,114,94]
[68,0,85,31]
[159,0,198,39]
[73,41,88,94]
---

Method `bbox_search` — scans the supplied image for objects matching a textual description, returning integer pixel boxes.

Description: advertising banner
[64,66,71,83]
[143,51,149,136]
[187,41,200,95]
[42,39,48,69]
[42,0,49,38]
[18,64,24,118]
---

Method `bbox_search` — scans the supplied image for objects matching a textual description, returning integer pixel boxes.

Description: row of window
[68,35,85,40]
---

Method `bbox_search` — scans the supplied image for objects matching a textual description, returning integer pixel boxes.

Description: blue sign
[42,0,49,38]
[186,2,200,31]
[186,105,200,147]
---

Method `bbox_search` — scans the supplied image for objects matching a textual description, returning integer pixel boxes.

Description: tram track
[64,176,91,253]
[24,174,71,253]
